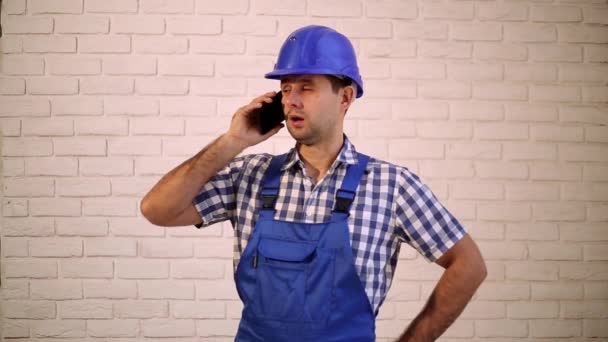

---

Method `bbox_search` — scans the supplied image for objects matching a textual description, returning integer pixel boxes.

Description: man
[141,25,486,342]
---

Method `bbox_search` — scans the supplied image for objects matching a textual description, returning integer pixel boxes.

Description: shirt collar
[281,134,359,172]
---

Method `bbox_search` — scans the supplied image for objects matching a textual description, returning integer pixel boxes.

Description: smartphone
[253,91,285,135]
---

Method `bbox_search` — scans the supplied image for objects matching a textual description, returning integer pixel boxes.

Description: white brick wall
[1,0,607,341]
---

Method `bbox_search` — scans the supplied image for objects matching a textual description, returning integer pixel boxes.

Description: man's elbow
[140,196,166,226]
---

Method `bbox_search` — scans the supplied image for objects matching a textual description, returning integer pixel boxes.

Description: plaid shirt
[193,137,466,313]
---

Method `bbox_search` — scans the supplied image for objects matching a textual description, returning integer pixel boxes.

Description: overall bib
[234,153,376,342]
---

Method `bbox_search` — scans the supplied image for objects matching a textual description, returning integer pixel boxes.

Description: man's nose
[283,90,303,109]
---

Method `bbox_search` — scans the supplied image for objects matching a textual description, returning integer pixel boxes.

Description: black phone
[253,91,285,135]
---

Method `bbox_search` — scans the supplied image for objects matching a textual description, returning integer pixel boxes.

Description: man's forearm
[141,134,245,225]
[397,260,486,342]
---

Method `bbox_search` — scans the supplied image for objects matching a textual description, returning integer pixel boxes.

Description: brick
[2,138,52,157]
[479,241,527,260]
[477,2,528,21]
[507,262,559,281]
[586,45,608,62]
[115,300,169,318]
[505,23,557,42]
[387,140,444,159]
[158,56,213,76]
[53,137,106,156]
[533,283,583,300]
[562,183,608,201]
[190,36,245,54]
[2,56,45,75]
[585,319,608,337]
[141,0,194,13]
[446,142,501,160]
[583,86,608,102]
[195,0,248,14]
[561,223,608,242]
[83,198,137,217]
[112,15,165,34]
[559,25,608,43]
[190,78,247,97]
[74,118,128,136]
[529,243,582,260]
[111,177,156,196]
[160,97,216,116]
[3,177,54,197]
[561,263,608,280]
[167,16,220,34]
[109,217,165,236]
[419,81,470,99]
[30,0,82,13]
[3,198,28,217]
[560,144,608,162]
[308,0,361,16]
[104,96,158,115]
[476,319,528,337]
[108,137,161,156]
[21,118,72,137]
[448,63,502,81]
[531,44,582,62]
[423,2,473,19]
[450,102,503,121]
[533,202,586,221]
[196,279,239,300]
[172,300,224,318]
[1,36,23,53]
[55,15,109,33]
[475,123,528,140]
[417,122,473,139]
[59,300,112,319]
[477,282,530,300]
[585,127,608,144]
[2,237,28,256]
[561,106,608,125]
[0,78,25,95]
[139,280,195,299]
[509,301,560,319]
[133,36,187,54]
[56,178,110,197]
[337,20,392,38]
[505,64,557,82]
[585,245,608,261]
[478,202,530,221]
[475,161,528,179]
[29,198,81,217]
[61,259,113,278]
[3,16,53,33]
[530,319,582,337]
[451,23,502,41]
[4,259,57,278]
[2,319,29,338]
[530,162,581,181]
[532,124,583,142]
[531,85,581,102]
[141,239,193,258]
[531,6,582,22]
[86,0,137,13]
[419,41,472,59]
[24,157,76,177]
[4,300,56,319]
[585,283,608,299]
[103,56,156,75]
[560,64,608,83]
[117,260,168,279]
[3,158,25,176]
[79,157,132,176]
[4,0,26,14]
[56,217,108,236]
[142,318,196,337]
[134,157,182,176]
[81,77,134,94]
[585,165,608,182]
[135,77,188,95]
[395,22,448,40]
[391,101,447,121]
[473,83,527,101]
[171,260,225,279]
[449,181,502,199]
[22,36,76,53]
[361,39,416,58]
[392,62,444,80]
[506,103,559,122]
[84,280,137,299]
[503,142,557,161]
[31,280,82,300]
[79,36,130,53]
[505,183,559,201]
[474,42,528,61]
[87,319,138,337]
[28,77,78,95]
[32,320,85,338]
[2,279,30,299]
[364,0,416,18]
[52,97,103,116]
[355,120,414,138]
[583,7,608,24]
[223,16,277,36]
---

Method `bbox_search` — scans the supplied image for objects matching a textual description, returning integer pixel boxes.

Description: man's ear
[341,85,355,113]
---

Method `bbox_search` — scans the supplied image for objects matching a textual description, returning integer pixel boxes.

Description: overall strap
[333,153,370,214]
[259,153,289,211]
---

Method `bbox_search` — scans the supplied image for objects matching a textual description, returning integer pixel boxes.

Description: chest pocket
[253,237,334,322]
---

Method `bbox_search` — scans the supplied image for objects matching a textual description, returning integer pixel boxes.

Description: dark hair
[326,75,355,95]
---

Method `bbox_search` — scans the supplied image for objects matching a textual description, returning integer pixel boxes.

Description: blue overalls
[234,153,376,342]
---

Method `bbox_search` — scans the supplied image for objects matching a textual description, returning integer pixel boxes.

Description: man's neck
[297,134,344,184]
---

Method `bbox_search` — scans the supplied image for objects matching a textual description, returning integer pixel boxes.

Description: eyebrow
[281,77,315,85]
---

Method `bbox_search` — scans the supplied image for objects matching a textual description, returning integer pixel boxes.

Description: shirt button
[306,207,314,217]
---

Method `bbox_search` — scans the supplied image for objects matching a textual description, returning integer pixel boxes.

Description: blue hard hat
[265,25,364,98]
